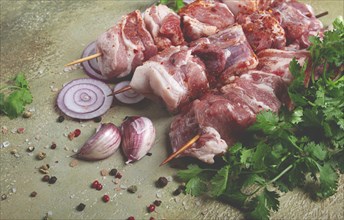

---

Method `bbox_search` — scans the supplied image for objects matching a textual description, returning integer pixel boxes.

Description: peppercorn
[74,129,81,137]
[102,194,110,203]
[127,185,138,193]
[76,203,86,211]
[48,176,57,184]
[93,116,102,123]
[42,175,50,182]
[1,194,7,200]
[30,191,37,197]
[109,169,118,176]
[127,217,135,220]
[147,204,155,213]
[149,217,155,220]
[96,184,103,191]
[36,152,46,160]
[153,200,162,207]
[57,116,65,123]
[50,142,57,149]
[146,152,152,156]
[91,180,100,188]
[27,146,35,152]
[23,111,32,118]
[173,185,186,196]
[115,172,122,179]
[156,177,168,188]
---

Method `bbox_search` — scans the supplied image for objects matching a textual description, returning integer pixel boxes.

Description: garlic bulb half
[121,116,156,164]
[74,123,121,160]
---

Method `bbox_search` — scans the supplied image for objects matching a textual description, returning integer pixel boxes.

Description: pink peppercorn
[74,129,81,137]
[91,180,99,188]
[127,217,135,220]
[96,184,103,191]
[147,204,155,213]
[102,195,110,203]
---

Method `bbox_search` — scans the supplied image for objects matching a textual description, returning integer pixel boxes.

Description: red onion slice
[57,78,113,119]
[114,81,144,104]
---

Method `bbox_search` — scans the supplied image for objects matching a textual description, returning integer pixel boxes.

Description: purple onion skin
[121,116,156,164]
[75,123,121,161]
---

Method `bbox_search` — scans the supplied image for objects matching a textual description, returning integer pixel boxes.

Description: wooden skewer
[315,11,329,19]
[160,134,201,166]
[65,52,102,67]
[107,85,132,96]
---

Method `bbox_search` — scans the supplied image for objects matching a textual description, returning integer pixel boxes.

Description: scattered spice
[2,126,8,134]
[69,159,78,167]
[91,180,100,189]
[96,184,103,191]
[153,200,162,207]
[115,172,122,179]
[127,216,135,220]
[50,142,57,150]
[36,152,46,160]
[57,116,65,123]
[109,169,118,176]
[76,203,86,211]
[93,116,102,123]
[42,175,50,182]
[27,146,35,152]
[30,191,37,197]
[147,204,156,213]
[173,185,186,196]
[149,217,155,220]
[156,177,168,188]
[1,194,7,200]
[1,141,10,148]
[39,164,50,174]
[74,129,81,137]
[10,149,17,155]
[68,132,75,140]
[48,176,57,184]
[127,185,138,193]
[102,194,110,203]
[100,169,109,176]
[23,111,32,118]
[146,152,152,156]
[17,127,25,134]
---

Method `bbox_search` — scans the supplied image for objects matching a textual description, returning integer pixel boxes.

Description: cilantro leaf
[210,165,230,197]
[316,163,339,199]
[185,177,207,196]
[177,164,204,181]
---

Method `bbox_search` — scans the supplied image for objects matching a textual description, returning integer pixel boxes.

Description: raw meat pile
[95,0,324,163]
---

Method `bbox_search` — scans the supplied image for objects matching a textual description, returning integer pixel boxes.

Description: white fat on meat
[179,0,235,41]
[180,127,227,164]
[130,46,209,113]
[131,62,187,111]
[221,0,258,15]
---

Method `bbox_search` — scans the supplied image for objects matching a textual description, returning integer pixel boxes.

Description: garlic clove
[74,123,121,161]
[121,116,156,164]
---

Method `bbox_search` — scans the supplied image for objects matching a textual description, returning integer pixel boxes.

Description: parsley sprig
[0,73,33,119]
[159,0,185,12]
[177,18,344,220]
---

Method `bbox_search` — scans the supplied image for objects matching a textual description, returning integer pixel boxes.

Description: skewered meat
[96,10,157,79]
[169,70,289,163]
[220,0,258,15]
[236,10,286,52]
[130,46,209,113]
[144,4,185,51]
[256,48,310,84]
[179,0,235,41]
[191,24,258,83]
[271,0,323,48]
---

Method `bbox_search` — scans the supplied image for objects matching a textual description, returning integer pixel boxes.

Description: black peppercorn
[156,177,168,188]
[42,175,50,182]
[173,185,186,196]
[127,185,138,193]
[146,152,152,156]
[109,169,118,176]
[153,200,162,206]
[57,115,65,123]
[30,191,37,197]
[48,176,57,184]
[93,116,102,123]
[76,203,86,211]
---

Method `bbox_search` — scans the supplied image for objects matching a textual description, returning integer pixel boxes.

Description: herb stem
[0,85,21,92]
[267,164,293,185]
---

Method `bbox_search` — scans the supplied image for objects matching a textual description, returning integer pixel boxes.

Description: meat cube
[144,4,185,51]
[96,10,157,79]
[130,46,209,113]
[169,71,289,163]
[220,0,258,15]
[271,0,323,48]
[236,10,286,52]
[179,0,235,41]
[256,49,310,84]
[191,24,258,83]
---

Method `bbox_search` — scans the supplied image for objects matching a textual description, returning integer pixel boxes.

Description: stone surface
[0,0,343,219]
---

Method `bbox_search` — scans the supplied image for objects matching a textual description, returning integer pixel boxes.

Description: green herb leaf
[177,164,204,181]
[185,177,207,196]
[210,165,230,197]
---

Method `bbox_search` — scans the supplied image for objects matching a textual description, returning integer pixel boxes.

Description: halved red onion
[57,78,113,120]
[114,81,144,104]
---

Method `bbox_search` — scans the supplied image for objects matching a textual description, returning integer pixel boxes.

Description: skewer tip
[160,134,201,166]
[65,52,102,67]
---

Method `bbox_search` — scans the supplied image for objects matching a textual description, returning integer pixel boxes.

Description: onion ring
[114,81,144,104]
[57,78,113,119]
